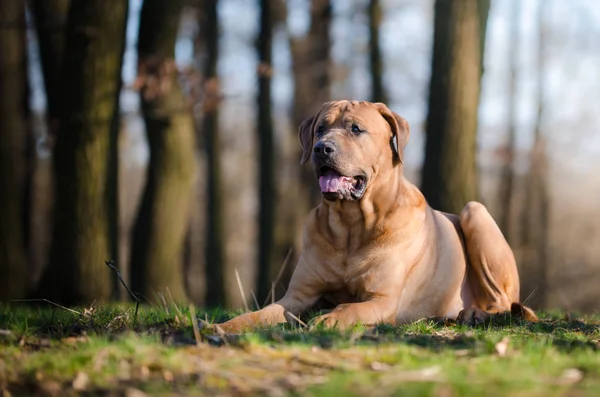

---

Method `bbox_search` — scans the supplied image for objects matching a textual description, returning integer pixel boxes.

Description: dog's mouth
[318,166,367,201]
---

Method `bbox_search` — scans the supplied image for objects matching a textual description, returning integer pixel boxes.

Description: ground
[0,303,599,397]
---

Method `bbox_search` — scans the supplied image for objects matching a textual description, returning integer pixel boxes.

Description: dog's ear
[298,115,317,165]
[373,103,410,165]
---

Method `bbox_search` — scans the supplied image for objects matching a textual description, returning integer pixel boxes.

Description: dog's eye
[351,124,363,135]
[316,124,325,137]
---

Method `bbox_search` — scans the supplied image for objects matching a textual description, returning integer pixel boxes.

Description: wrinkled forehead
[318,101,386,130]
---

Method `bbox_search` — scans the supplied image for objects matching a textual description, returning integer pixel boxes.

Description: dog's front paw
[216,317,254,333]
[310,312,341,329]
[457,307,491,325]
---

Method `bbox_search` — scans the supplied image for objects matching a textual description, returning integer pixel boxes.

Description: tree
[256,0,276,303]
[36,1,128,304]
[520,1,550,308]
[498,0,519,242]
[202,0,227,307]
[290,0,332,128]
[270,0,332,301]
[421,0,491,215]
[0,0,28,300]
[28,0,70,286]
[368,0,387,103]
[129,0,197,303]
[29,0,70,131]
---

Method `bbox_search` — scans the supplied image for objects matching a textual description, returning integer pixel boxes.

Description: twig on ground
[104,260,140,322]
[10,299,81,316]
[263,248,293,307]
[285,311,307,328]
[234,268,249,312]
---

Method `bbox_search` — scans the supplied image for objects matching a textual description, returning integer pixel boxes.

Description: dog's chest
[319,248,385,301]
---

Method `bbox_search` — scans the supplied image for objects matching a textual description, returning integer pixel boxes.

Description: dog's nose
[313,141,336,157]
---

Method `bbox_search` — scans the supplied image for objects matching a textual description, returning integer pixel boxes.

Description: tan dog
[219,100,537,332]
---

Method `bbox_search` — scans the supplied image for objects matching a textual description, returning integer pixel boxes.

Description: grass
[0,303,599,396]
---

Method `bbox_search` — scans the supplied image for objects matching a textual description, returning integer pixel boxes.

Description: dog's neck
[320,165,425,235]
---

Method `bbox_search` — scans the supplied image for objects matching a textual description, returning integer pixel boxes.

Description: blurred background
[1,0,599,312]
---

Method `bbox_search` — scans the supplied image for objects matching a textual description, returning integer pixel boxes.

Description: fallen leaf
[163,370,174,382]
[559,368,583,384]
[495,337,510,356]
[72,371,89,390]
[140,365,150,380]
[126,388,148,397]
[370,361,391,371]
[83,306,95,317]
[62,336,89,345]
[38,380,61,396]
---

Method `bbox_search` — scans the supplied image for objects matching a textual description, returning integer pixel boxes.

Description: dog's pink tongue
[319,173,344,193]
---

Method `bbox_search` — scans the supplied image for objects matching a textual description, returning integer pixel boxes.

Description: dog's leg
[310,297,399,330]
[217,257,324,332]
[457,201,538,324]
[216,297,302,333]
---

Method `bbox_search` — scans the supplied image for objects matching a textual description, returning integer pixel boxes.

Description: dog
[218,100,537,332]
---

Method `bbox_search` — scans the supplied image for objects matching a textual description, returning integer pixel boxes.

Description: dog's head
[298,100,410,202]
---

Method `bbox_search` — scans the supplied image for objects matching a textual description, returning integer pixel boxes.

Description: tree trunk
[202,0,227,307]
[421,0,490,215]
[28,0,70,289]
[520,2,549,308]
[368,0,387,104]
[256,0,276,303]
[0,0,28,300]
[36,0,128,304]
[290,0,332,138]
[270,0,332,302]
[29,0,70,133]
[498,0,519,243]
[129,0,196,303]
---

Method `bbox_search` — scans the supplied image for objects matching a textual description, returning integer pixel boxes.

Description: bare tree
[270,0,333,300]
[256,0,276,303]
[421,0,491,214]
[498,0,519,242]
[0,0,28,299]
[368,0,387,103]
[521,1,550,308]
[290,0,332,137]
[28,0,70,286]
[202,0,227,307]
[36,1,128,304]
[129,0,197,302]
[29,0,69,132]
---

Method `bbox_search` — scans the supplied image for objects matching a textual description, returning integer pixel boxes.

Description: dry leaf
[72,371,89,390]
[370,361,391,371]
[126,388,149,397]
[163,370,174,382]
[494,337,510,356]
[139,365,150,380]
[559,368,583,384]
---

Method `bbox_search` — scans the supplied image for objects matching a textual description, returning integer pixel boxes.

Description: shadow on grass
[1,303,598,355]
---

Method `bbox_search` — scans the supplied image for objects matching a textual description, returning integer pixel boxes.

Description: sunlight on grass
[1,303,599,396]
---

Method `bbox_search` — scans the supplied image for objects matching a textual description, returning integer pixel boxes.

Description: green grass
[0,303,599,396]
